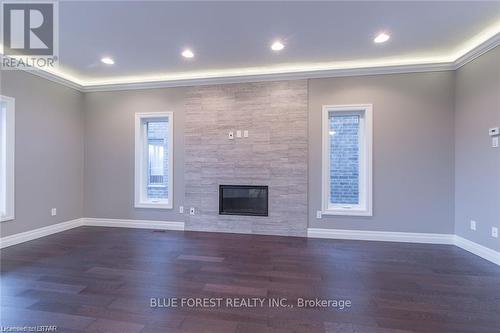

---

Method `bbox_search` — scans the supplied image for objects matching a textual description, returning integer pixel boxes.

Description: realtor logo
[1,1,58,69]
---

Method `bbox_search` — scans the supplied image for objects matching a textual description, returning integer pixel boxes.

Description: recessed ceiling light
[101,57,114,65]
[182,49,194,58]
[271,41,285,51]
[374,33,390,44]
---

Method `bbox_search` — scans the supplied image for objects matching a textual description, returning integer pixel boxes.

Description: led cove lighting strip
[1,20,499,89]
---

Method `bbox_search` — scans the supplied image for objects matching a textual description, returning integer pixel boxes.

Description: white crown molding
[307,228,455,244]
[83,218,185,231]
[453,32,500,69]
[0,218,84,249]
[23,67,84,91]
[454,235,500,266]
[80,62,455,92]
[3,32,497,93]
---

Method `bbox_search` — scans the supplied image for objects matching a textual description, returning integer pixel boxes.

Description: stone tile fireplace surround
[184,80,308,236]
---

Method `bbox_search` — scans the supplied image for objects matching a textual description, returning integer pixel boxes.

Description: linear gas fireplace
[219,185,268,217]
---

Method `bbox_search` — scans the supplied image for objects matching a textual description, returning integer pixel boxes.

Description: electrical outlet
[316,211,322,219]
[179,206,184,214]
[190,207,195,215]
[51,208,57,216]
[243,130,249,138]
[492,227,498,238]
[236,130,242,138]
[470,220,476,231]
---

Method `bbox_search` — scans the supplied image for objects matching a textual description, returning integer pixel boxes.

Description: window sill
[135,202,172,210]
[322,209,372,217]
[1,215,15,222]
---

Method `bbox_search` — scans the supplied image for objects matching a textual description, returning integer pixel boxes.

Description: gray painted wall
[308,72,456,233]
[454,46,500,251]
[85,73,456,236]
[0,70,84,237]
[83,88,187,222]
[184,81,308,236]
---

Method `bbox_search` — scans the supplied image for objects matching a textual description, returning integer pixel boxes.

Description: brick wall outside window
[147,121,169,199]
[329,114,359,205]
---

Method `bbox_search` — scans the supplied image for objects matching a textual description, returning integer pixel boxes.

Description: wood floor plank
[203,283,268,297]
[178,254,225,262]
[85,318,144,333]
[0,306,95,331]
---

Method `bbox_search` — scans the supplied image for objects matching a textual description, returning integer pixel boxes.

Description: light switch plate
[51,208,57,216]
[228,131,234,140]
[190,207,195,215]
[470,220,476,231]
[492,137,499,148]
[316,211,322,219]
[492,227,498,238]
[179,206,184,214]
[243,130,249,138]
[236,130,242,138]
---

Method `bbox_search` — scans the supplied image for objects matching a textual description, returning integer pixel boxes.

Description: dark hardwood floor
[1,226,499,333]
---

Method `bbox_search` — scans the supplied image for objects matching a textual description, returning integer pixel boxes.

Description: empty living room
[1,1,499,332]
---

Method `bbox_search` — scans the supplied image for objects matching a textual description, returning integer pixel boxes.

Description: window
[135,112,173,209]
[322,104,372,216]
[148,139,165,186]
[1,95,15,222]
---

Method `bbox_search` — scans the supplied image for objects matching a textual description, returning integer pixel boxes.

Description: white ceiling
[33,1,500,86]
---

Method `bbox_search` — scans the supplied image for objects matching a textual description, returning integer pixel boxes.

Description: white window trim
[321,104,373,216]
[134,112,173,209]
[1,95,15,222]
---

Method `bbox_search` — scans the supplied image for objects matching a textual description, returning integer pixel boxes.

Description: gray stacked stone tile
[184,80,308,236]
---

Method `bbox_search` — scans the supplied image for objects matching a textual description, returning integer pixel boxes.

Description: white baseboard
[82,218,185,231]
[0,218,84,249]
[307,228,455,244]
[0,217,185,249]
[307,228,499,265]
[454,235,500,266]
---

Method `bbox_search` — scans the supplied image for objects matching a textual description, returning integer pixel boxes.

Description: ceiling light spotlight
[101,57,114,65]
[182,49,194,58]
[374,32,390,44]
[271,41,285,51]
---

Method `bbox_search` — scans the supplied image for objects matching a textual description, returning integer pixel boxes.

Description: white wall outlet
[236,130,242,138]
[189,207,195,215]
[179,206,184,214]
[243,130,249,138]
[488,127,499,136]
[470,220,476,231]
[228,131,234,140]
[492,227,498,238]
[51,208,57,216]
[492,136,499,148]
[316,211,322,219]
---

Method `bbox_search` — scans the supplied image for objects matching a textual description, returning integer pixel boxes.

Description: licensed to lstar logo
[1,1,58,69]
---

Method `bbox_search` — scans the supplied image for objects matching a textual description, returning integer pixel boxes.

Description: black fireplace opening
[219,185,268,217]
